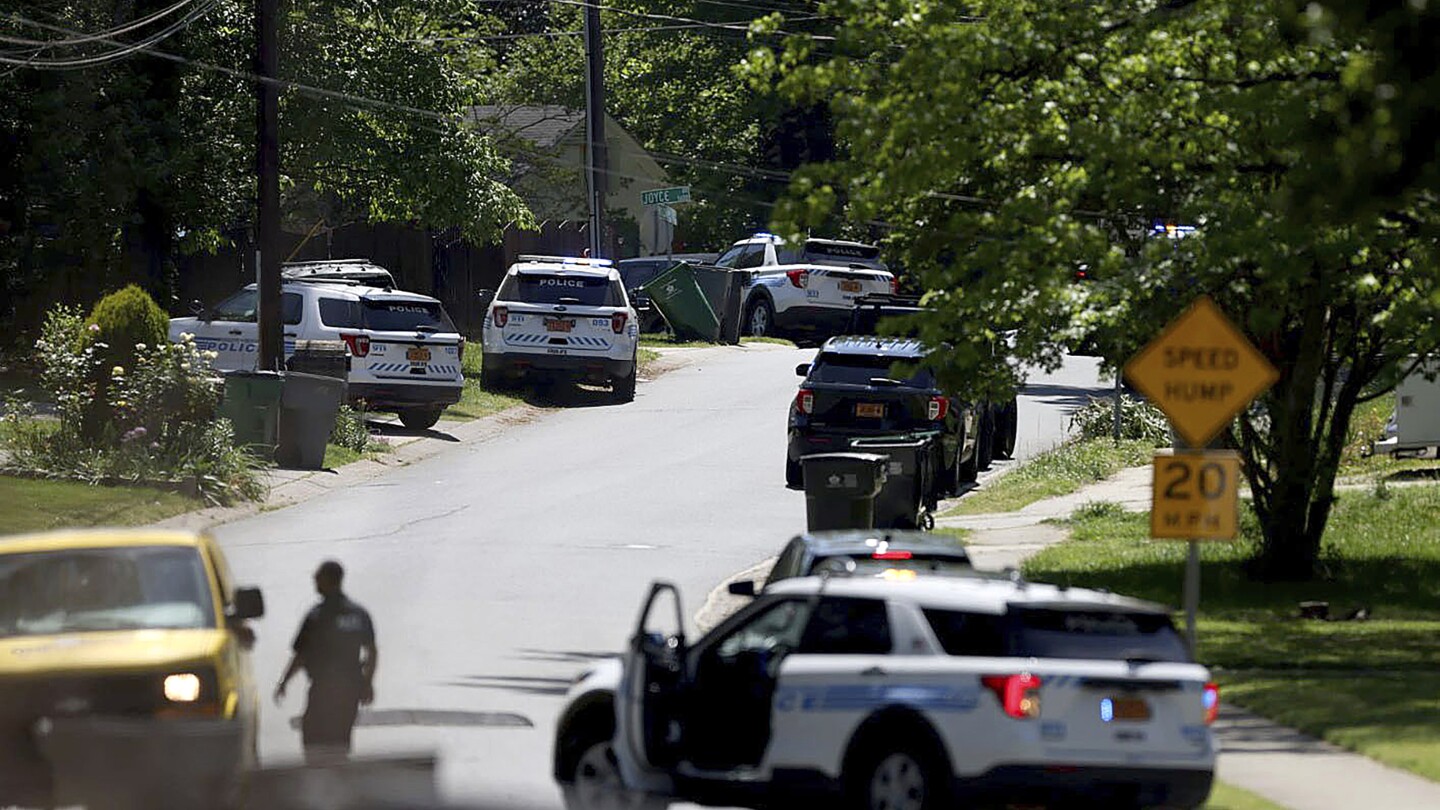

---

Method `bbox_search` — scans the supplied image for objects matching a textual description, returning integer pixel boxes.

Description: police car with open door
[718,234,897,343]
[480,255,640,402]
[554,570,1218,810]
[170,260,464,430]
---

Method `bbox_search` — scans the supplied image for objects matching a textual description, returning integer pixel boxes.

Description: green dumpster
[639,262,721,342]
[218,371,283,457]
[801,452,888,532]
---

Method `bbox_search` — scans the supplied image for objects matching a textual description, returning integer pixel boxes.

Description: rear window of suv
[809,353,935,388]
[924,607,1190,662]
[498,273,626,307]
[361,300,456,333]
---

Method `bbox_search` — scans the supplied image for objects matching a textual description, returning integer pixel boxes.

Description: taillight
[492,306,509,329]
[872,550,912,560]
[611,312,628,334]
[982,673,1043,719]
[1203,682,1220,725]
[795,388,814,415]
[927,395,949,421]
[786,268,808,289]
[889,277,899,295]
[340,333,370,358]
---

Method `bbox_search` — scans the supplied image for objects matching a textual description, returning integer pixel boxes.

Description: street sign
[641,186,691,206]
[658,203,677,225]
[1124,295,1279,447]
[1151,450,1241,540]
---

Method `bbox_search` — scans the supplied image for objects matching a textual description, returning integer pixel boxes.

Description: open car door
[621,581,688,772]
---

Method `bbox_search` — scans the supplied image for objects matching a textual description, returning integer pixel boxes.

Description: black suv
[787,336,1018,491]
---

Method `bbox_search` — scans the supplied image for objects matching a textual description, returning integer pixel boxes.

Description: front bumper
[485,352,634,381]
[348,381,462,410]
[958,765,1214,809]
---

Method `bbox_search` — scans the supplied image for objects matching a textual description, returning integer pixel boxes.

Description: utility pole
[582,1,608,258]
[255,0,282,371]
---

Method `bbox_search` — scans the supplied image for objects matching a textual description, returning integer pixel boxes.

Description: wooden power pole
[582,1,608,258]
[256,0,282,371]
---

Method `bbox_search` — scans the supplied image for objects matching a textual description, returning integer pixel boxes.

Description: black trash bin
[276,372,347,470]
[286,339,349,380]
[801,452,888,532]
[849,434,938,529]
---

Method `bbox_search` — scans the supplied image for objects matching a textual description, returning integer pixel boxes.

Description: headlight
[163,673,202,703]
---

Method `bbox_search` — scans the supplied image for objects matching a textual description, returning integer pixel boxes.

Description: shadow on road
[365,418,461,443]
[447,675,573,697]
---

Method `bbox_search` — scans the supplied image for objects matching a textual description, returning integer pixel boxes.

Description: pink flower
[88,323,100,333]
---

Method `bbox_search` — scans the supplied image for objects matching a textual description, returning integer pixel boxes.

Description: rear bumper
[349,381,462,410]
[486,352,634,381]
[773,304,853,334]
[958,765,1214,808]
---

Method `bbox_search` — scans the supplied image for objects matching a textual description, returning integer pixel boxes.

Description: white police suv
[480,255,640,402]
[555,570,1218,810]
[718,234,897,342]
[170,260,464,429]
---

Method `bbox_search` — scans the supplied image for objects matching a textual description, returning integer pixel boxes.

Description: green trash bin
[639,262,721,342]
[218,370,284,457]
[801,452,888,532]
[275,372,347,470]
[848,434,939,529]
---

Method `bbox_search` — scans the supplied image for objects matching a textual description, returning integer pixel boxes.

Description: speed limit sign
[1151,451,1241,540]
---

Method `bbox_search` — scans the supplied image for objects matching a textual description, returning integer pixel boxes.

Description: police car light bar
[516,254,614,267]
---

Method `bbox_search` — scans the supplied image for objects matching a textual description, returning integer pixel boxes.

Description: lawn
[639,333,797,348]
[441,350,527,421]
[1023,488,1440,782]
[0,475,199,536]
[1204,781,1285,810]
[945,438,1155,515]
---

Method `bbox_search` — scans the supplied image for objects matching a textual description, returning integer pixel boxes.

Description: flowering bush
[2,306,264,504]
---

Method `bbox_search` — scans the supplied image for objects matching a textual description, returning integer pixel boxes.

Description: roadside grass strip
[0,475,198,535]
[443,350,526,421]
[1204,781,1286,810]
[1024,488,1440,783]
[945,438,1154,516]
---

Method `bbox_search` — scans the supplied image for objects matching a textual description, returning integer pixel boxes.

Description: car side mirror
[795,363,810,377]
[476,289,495,307]
[228,587,265,621]
[727,580,757,598]
[189,299,207,319]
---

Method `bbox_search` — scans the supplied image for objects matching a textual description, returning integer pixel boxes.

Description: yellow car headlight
[164,673,202,703]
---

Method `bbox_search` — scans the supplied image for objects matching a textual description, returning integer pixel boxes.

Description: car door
[192,289,302,370]
[622,582,689,772]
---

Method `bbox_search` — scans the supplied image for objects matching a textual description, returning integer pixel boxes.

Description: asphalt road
[213,346,1108,808]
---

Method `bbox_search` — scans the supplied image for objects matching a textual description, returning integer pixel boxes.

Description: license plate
[545,318,575,333]
[1107,696,1151,722]
[855,402,885,418]
[406,346,431,363]
[840,280,862,293]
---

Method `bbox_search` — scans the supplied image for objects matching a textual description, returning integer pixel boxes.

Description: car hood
[0,629,227,677]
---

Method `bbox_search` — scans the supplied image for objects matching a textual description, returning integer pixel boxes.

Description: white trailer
[1369,360,1440,459]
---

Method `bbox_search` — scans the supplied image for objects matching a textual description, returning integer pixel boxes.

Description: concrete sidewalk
[940,464,1440,810]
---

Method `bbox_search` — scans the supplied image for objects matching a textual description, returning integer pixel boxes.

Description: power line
[0,0,198,48]
[0,2,219,70]
[542,0,836,41]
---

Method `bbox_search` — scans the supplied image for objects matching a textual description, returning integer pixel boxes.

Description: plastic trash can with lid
[217,370,284,458]
[275,372,347,470]
[801,452,888,532]
[286,339,349,379]
[848,433,939,530]
[637,262,721,342]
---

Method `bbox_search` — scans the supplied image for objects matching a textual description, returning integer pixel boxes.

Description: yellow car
[0,529,264,807]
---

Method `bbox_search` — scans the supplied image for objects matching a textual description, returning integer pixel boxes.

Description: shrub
[1070,394,1171,445]
[330,405,377,453]
[88,284,168,372]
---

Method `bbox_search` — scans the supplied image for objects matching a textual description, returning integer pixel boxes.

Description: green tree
[753,0,1440,580]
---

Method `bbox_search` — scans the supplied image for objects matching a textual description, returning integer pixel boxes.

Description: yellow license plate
[840,280,862,293]
[406,346,431,363]
[1109,696,1151,722]
[545,318,575,333]
[856,402,885,418]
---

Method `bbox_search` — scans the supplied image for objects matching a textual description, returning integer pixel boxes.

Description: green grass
[740,336,797,346]
[0,475,200,535]
[944,438,1155,515]
[639,334,714,348]
[442,351,526,421]
[1024,487,1440,782]
[1204,781,1285,810]
[930,526,972,545]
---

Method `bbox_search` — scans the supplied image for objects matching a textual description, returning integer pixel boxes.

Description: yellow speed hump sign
[1151,450,1241,540]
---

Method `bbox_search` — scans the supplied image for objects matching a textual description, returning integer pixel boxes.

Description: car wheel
[786,457,803,489]
[745,296,776,338]
[996,399,1018,460]
[562,740,666,810]
[958,429,979,486]
[847,741,947,810]
[480,361,501,391]
[977,409,995,472]
[398,407,443,430]
[613,362,637,404]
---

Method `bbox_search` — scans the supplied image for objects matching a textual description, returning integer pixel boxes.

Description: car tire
[786,457,803,489]
[977,409,995,472]
[561,738,667,810]
[480,360,501,391]
[957,429,979,486]
[996,398,1018,460]
[398,407,443,431]
[744,296,776,338]
[845,738,948,810]
[613,362,637,404]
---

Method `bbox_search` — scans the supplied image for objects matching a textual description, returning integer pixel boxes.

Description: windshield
[362,300,456,333]
[0,546,217,638]
[813,555,972,577]
[809,353,935,387]
[1009,607,1191,662]
[498,273,626,307]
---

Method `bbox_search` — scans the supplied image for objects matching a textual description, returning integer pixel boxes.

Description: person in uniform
[274,560,377,764]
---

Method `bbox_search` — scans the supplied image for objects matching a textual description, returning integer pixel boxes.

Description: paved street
[212,346,1108,807]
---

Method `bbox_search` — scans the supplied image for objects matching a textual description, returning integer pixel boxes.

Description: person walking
[274,560,377,764]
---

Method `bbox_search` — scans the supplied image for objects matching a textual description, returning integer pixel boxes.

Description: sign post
[1124,296,1278,655]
